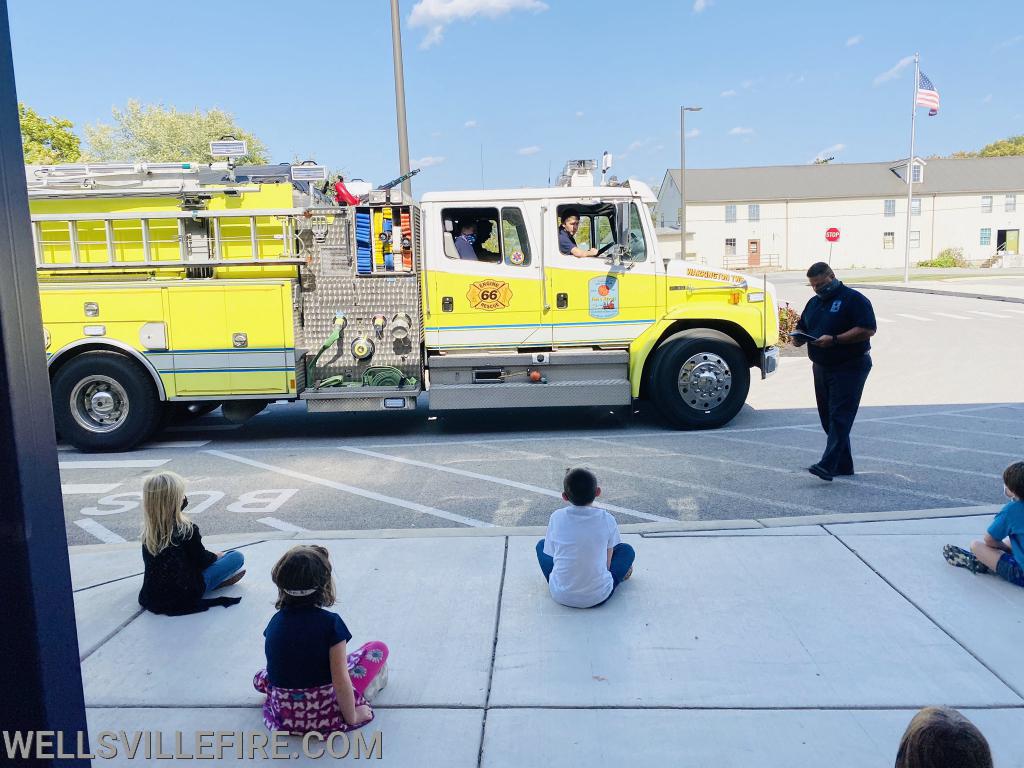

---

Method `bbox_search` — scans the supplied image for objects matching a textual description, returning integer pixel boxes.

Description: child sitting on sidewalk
[536,468,635,608]
[137,471,245,615]
[944,461,1024,586]
[254,545,389,734]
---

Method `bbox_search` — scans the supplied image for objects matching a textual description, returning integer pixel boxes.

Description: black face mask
[815,278,842,298]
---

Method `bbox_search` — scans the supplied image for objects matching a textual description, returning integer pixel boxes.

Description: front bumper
[760,346,779,379]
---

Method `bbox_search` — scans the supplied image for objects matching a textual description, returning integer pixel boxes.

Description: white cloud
[420,25,445,48]
[814,143,845,162]
[686,128,700,139]
[873,55,914,86]
[741,79,754,89]
[693,0,711,12]
[720,89,737,98]
[517,145,541,156]
[728,126,754,136]
[464,119,478,128]
[846,34,863,47]
[982,94,993,104]
[575,111,584,118]
[410,0,548,48]
[431,130,444,137]
[995,34,1024,51]
[412,155,446,168]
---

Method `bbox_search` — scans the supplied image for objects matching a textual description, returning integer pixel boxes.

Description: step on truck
[28,158,779,452]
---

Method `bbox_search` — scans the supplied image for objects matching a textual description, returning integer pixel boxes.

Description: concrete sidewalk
[70,508,1024,766]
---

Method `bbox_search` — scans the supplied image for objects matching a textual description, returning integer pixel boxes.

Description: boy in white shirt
[537,468,635,608]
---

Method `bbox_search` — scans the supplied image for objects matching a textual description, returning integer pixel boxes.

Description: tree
[978,135,1024,157]
[946,135,1024,159]
[19,103,81,164]
[84,100,269,164]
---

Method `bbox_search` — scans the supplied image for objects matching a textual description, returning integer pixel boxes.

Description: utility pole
[679,106,702,260]
[389,0,412,199]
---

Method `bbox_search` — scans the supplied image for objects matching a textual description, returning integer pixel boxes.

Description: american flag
[916,71,940,116]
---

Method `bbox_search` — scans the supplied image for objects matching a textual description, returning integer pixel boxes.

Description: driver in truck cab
[454,221,478,260]
[558,211,599,258]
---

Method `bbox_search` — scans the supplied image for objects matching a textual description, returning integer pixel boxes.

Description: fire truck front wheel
[51,352,161,452]
[649,336,750,429]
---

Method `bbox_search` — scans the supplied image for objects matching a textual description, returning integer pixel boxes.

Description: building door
[747,239,761,267]
[998,229,1020,255]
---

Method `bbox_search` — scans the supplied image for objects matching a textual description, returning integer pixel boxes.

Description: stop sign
[825,228,840,243]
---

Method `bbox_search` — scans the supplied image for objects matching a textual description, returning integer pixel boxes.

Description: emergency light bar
[290,165,327,182]
[209,139,248,158]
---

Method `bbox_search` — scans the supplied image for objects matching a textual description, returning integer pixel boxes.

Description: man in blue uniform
[792,262,877,482]
[558,211,599,258]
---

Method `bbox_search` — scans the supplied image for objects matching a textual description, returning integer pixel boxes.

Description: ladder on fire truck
[27,162,311,270]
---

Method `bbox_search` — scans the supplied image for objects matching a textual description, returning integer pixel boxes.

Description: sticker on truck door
[588,276,619,319]
[467,279,512,311]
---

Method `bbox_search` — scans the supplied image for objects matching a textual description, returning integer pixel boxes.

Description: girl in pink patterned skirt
[254,545,388,734]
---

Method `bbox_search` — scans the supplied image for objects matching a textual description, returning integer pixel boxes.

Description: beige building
[654,156,1024,270]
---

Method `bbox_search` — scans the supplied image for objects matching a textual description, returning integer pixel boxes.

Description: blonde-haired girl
[137,471,245,615]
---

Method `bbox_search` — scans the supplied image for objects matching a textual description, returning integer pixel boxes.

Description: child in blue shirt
[944,461,1024,586]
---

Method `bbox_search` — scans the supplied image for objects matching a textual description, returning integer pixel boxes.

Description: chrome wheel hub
[70,376,130,433]
[677,353,732,411]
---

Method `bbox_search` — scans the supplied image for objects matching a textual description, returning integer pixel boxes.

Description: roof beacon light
[209,138,248,159]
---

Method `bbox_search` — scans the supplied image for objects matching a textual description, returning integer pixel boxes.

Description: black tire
[649,336,750,429]
[51,352,161,452]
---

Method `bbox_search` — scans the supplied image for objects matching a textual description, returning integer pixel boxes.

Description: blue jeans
[202,550,245,593]
[536,539,636,589]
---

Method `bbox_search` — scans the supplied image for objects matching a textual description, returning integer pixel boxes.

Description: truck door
[424,204,544,349]
[544,201,658,346]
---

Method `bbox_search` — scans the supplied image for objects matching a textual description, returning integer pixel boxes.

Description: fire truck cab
[29,160,779,451]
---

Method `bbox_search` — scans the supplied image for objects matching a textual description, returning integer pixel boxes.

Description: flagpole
[903,52,920,284]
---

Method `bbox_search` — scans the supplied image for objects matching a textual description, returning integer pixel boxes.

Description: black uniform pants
[812,354,872,475]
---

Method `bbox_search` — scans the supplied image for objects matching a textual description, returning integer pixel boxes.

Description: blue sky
[9,0,1024,191]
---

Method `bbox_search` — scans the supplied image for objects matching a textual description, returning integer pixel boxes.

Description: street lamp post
[389,0,412,199]
[679,106,702,260]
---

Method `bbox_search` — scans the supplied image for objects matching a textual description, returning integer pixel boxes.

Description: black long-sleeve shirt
[138,525,218,615]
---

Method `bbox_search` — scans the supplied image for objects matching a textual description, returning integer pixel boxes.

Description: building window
[883,231,895,249]
[980,228,992,246]
[981,195,993,213]
[725,204,736,223]
[884,199,896,217]
[911,164,922,183]
[911,198,921,216]
[748,204,760,222]
[1007,194,1017,213]
[725,238,737,256]
[910,230,920,249]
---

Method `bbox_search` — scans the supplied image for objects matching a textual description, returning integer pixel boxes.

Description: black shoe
[943,544,990,574]
[808,464,833,482]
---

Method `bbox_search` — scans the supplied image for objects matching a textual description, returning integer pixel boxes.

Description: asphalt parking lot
[60,282,1024,545]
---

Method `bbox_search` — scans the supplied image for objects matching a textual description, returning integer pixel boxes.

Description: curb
[847,283,1024,304]
[67,504,1002,553]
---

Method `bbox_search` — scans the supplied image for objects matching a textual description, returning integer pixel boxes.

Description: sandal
[214,569,246,589]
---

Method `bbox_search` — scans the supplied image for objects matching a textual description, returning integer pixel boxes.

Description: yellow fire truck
[29,159,779,451]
